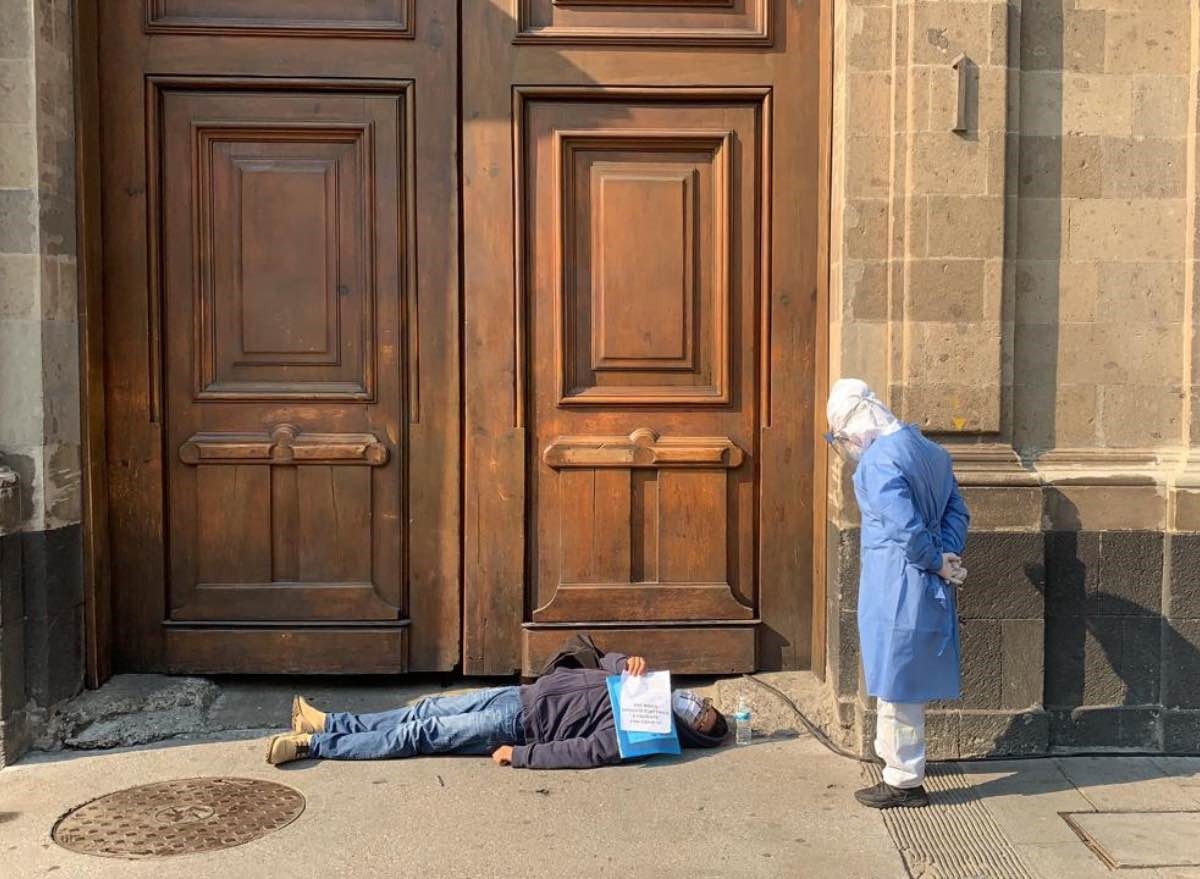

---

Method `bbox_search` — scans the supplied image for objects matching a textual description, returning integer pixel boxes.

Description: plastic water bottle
[734,699,752,745]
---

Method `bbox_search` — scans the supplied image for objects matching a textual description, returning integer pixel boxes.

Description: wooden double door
[99,1,822,675]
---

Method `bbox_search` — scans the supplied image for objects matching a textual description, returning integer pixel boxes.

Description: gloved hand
[938,552,967,586]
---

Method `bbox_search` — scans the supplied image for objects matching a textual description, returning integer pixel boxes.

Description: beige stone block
[1016,197,1067,260]
[1043,485,1166,531]
[1054,384,1100,447]
[0,1,33,60]
[0,253,38,319]
[912,132,988,195]
[0,122,36,187]
[908,320,1002,385]
[847,4,893,72]
[1105,10,1189,75]
[912,2,1000,66]
[845,136,891,199]
[1100,384,1184,447]
[1015,259,1098,325]
[843,260,888,321]
[1067,198,1185,262]
[1018,135,1103,199]
[1063,9,1108,74]
[1063,75,1133,136]
[1096,261,1185,323]
[896,193,929,257]
[0,59,32,124]
[988,131,1014,197]
[42,256,77,322]
[1074,0,1189,10]
[0,318,44,447]
[901,381,1001,432]
[1020,72,1065,137]
[906,259,986,320]
[1100,137,1185,199]
[984,257,1006,322]
[848,72,893,132]
[926,195,1004,258]
[837,321,890,389]
[1058,322,1181,385]
[908,66,934,133]
[1133,76,1189,138]
[843,198,890,260]
[977,66,1011,133]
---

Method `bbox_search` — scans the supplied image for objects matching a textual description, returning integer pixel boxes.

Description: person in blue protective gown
[825,378,970,809]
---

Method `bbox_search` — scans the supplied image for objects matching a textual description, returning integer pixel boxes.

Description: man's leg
[875,699,926,789]
[322,686,520,735]
[310,688,525,760]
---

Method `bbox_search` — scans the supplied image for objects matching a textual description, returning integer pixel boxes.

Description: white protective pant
[875,700,926,789]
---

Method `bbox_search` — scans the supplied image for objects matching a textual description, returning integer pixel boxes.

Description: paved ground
[3,677,1199,878]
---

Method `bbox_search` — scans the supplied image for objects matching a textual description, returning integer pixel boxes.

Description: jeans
[309,686,526,760]
[875,699,926,788]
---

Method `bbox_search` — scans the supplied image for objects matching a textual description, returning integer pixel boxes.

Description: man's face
[694,704,720,736]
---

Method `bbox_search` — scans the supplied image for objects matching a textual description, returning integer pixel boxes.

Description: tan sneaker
[266,732,312,766]
[291,695,326,734]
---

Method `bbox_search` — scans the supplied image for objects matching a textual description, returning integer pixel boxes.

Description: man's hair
[709,708,729,739]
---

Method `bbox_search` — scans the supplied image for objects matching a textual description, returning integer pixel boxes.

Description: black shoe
[854,781,929,809]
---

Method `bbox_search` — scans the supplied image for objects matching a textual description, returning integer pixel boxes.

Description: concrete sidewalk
[2,675,1199,878]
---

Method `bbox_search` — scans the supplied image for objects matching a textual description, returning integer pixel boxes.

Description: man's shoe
[854,781,929,809]
[266,733,312,766]
[291,695,326,734]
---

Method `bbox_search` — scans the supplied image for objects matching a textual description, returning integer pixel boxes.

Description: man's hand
[938,552,967,586]
[491,745,514,766]
[626,656,648,676]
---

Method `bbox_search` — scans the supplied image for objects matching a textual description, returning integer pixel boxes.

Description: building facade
[0,0,1197,764]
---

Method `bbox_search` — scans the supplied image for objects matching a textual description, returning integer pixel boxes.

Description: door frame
[72,0,832,686]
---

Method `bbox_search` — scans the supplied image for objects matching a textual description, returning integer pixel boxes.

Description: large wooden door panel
[159,80,408,631]
[101,3,459,673]
[464,0,820,674]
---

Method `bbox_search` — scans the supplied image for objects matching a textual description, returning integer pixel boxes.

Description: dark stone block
[0,533,26,722]
[1094,531,1162,617]
[1046,531,1099,617]
[1167,533,1200,619]
[958,532,1045,619]
[960,710,1050,758]
[1120,617,1161,705]
[1045,614,1087,708]
[958,619,1003,709]
[15,525,84,708]
[1162,710,1200,754]
[1001,619,1044,710]
[835,610,860,699]
[831,527,860,606]
[924,710,961,759]
[1163,619,1200,709]
[1050,707,1161,750]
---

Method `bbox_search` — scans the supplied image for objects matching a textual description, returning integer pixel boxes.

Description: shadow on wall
[994,491,1200,755]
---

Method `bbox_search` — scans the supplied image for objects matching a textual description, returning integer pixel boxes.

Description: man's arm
[940,479,970,556]
[598,651,629,675]
[505,733,622,770]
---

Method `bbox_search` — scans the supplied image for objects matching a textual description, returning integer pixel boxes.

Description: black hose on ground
[741,673,1200,762]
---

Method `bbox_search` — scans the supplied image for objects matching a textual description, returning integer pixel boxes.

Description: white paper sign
[617,670,672,734]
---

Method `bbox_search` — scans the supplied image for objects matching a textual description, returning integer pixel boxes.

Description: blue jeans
[309,686,526,760]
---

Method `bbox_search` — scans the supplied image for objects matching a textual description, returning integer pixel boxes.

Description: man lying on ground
[265,649,727,769]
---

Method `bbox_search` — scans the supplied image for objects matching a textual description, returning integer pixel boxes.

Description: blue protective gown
[852,425,970,703]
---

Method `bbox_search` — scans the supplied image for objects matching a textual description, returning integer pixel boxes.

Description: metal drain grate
[51,777,305,859]
[869,764,1035,879]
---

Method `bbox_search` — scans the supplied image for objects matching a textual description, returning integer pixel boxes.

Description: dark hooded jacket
[509,634,725,770]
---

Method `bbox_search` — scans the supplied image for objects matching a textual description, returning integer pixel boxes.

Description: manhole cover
[51,777,305,859]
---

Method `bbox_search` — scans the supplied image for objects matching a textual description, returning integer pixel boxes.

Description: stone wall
[0,0,83,766]
[826,0,1200,757]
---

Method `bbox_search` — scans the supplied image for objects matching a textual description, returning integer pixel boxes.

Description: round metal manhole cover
[51,777,305,859]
